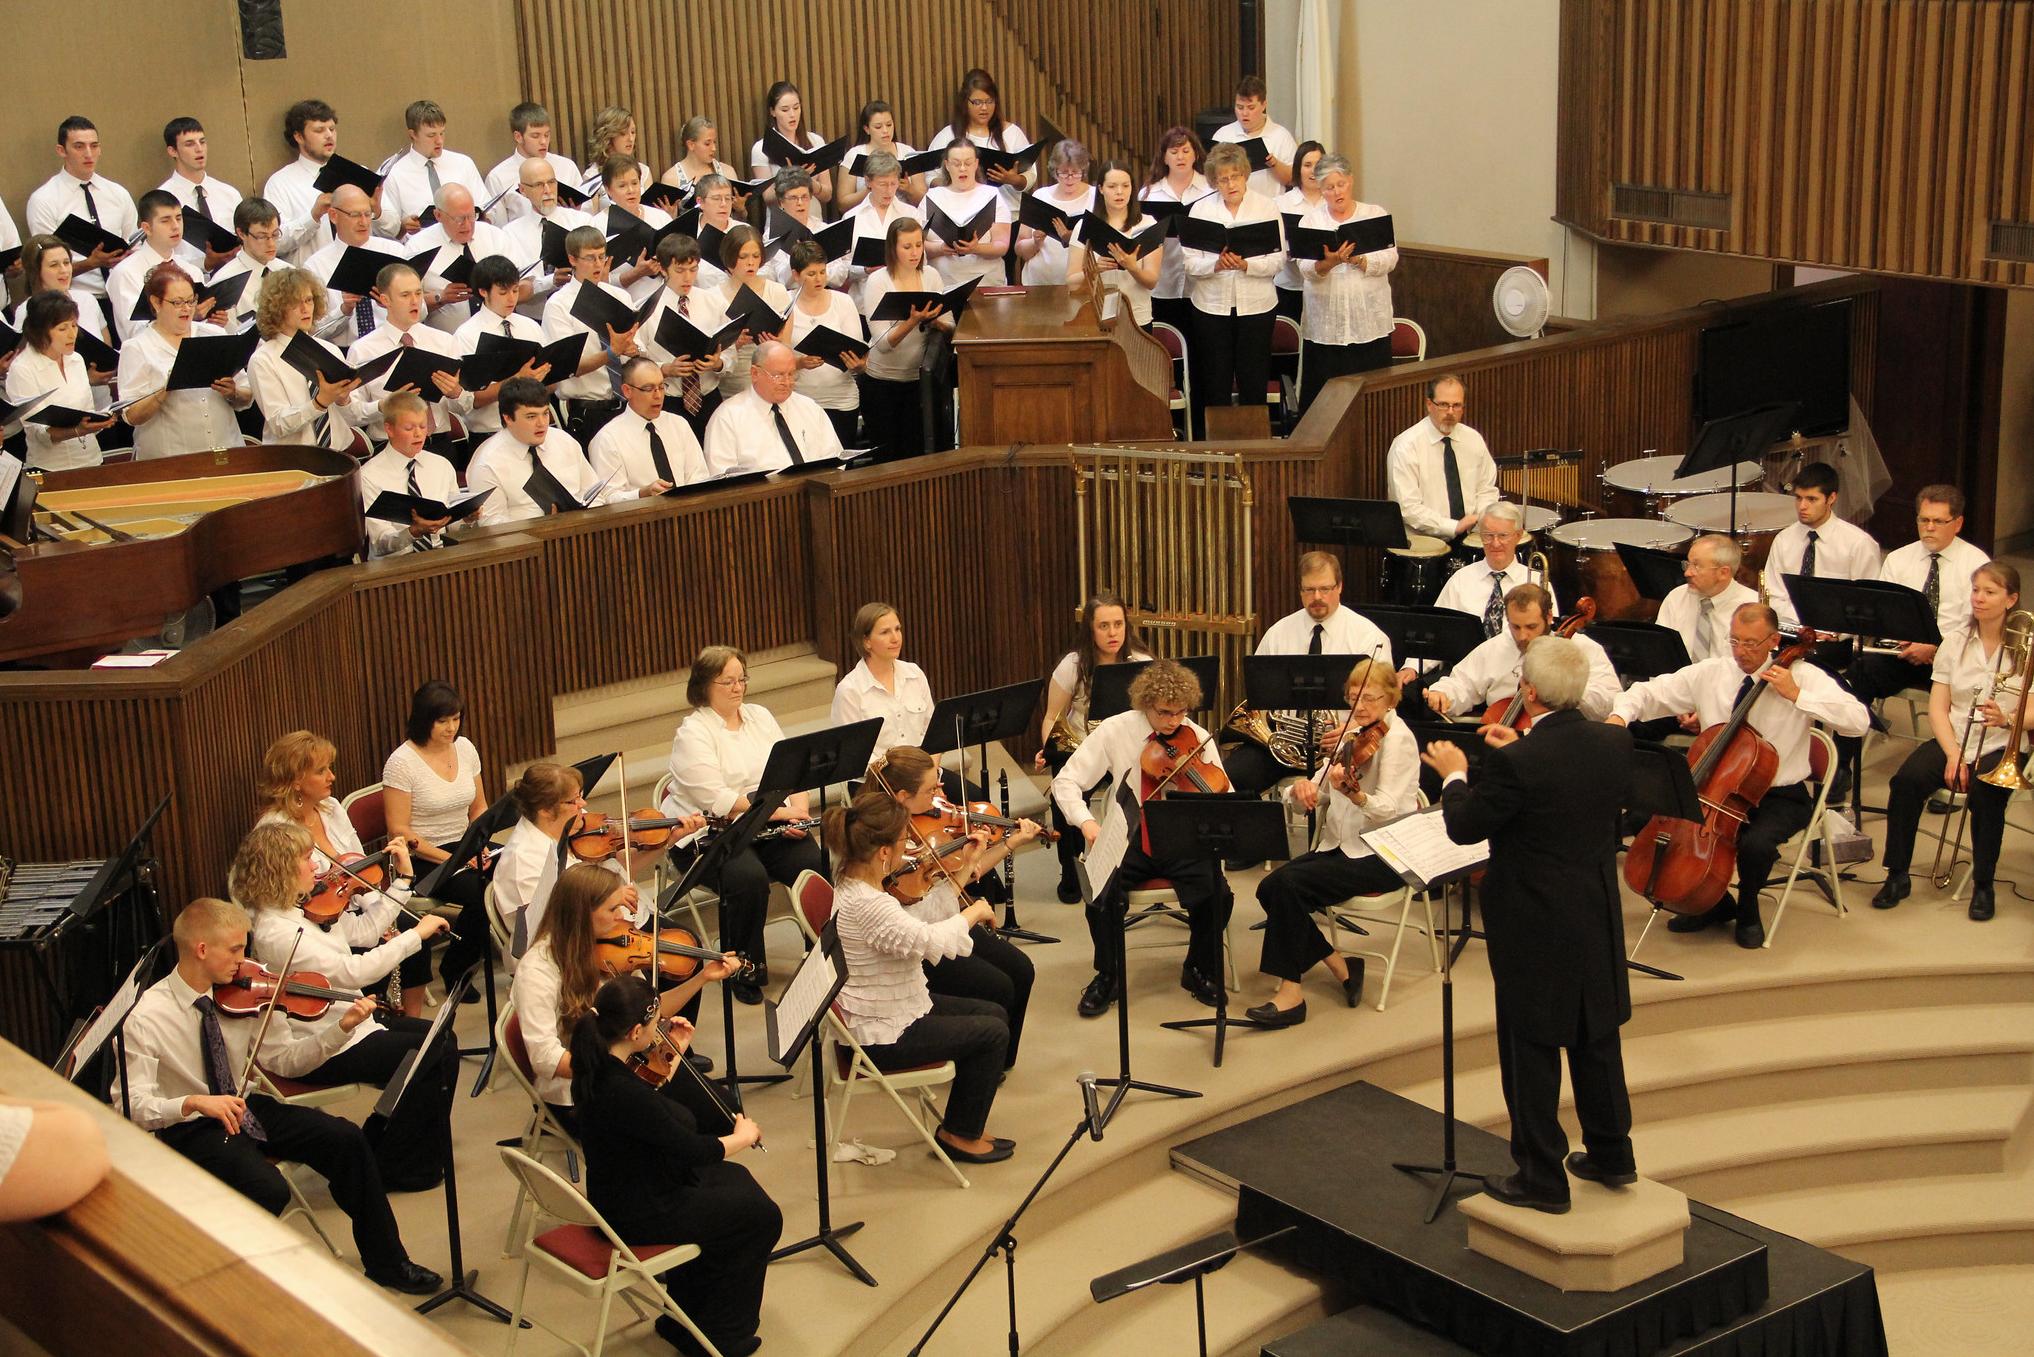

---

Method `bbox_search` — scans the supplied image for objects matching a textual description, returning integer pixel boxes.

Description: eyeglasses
[713,675,750,688]
[243,229,280,244]
[1728,635,1776,652]
[1916,515,1958,528]
[1427,400,1465,412]
[623,381,662,394]
[160,295,197,309]
[1299,584,1338,597]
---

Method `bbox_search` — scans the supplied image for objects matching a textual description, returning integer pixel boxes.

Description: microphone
[1078,1070,1104,1142]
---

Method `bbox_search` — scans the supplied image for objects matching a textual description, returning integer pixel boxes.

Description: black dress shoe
[1735,914,1765,949]
[1077,972,1118,1018]
[1339,960,1366,1008]
[939,1136,1015,1164]
[1482,1173,1571,1214]
[366,1260,444,1295]
[1873,871,1911,909]
[1565,1152,1638,1187]
[1181,967,1225,1008]
[682,1049,714,1075]
[728,979,763,1006]
[1243,1000,1306,1028]
[1056,873,1082,904]
[1970,883,1996,921]
[1667,903,1729,933]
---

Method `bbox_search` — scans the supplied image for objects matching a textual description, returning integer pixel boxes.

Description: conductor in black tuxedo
[1421,635,1639,1214]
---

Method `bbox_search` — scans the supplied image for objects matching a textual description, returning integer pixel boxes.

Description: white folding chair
[1322,793,1443,1009]
[1120,878,1239,989]
[496,1000,586,1257]
[1765,727,1850,946]
[650,772,715,941]
[267,1152,342,1256]
[824,1003,970,1189]
[498,1147,719,1357]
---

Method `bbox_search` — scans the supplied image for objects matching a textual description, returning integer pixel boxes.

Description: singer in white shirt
[345,264,472,444]
[702,342,844,474]
[587,356,707,495]
[467,379,639,526]
[1296,154,1398,412]
[359,392,468,556]
[26,119,138,298]
[1179,143,1284,440]
[381,102,486,234]
[486,102,583,225]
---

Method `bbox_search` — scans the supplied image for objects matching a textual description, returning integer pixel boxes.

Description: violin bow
[234,928,304,1098]
[869,764,978,905]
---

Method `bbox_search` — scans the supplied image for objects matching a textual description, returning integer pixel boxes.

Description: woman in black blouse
[571,974,778,1357]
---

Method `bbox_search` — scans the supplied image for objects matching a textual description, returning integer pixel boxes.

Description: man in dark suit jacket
[1422,635,1639,1213]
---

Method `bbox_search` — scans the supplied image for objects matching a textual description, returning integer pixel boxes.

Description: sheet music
[1360,805,1488,888]
[771,944,840,1062]
[0,451,22,513]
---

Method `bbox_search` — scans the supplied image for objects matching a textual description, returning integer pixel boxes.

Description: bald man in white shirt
[702,340,845,474]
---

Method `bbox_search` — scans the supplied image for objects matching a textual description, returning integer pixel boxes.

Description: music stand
[1241,652,1365,837]
[1362,605,1485,682]
[397,969,521,1325]
[1089,1226,1297,1357]
[1785,576,1939,647]
[1147,799,1292,1067]
[1621,741,1705,983]
[62,934,170,1119]
[763,921,871,1285]
[759,719,881,881]
[1087,654,1223,725]
[418,785,522,1088]
[1287,495,1408,549]
[1588,621,1693,686]
[1079,857,1201,1108]
[1613,541,1692,603]
[920,678,1053,944]
[1675,401,1800,549]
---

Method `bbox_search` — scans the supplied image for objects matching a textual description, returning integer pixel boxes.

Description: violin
[1624,628,1819,916]
[626,1015,762,1149]
[212,960,365,1020]
[919,796,1059,847]
[568,809,694,863]
[594,925,757,983]
[1140,725,1231,797]
[1336,717,1389,782]
[300,849,393,927]
[1478,597,1597,732]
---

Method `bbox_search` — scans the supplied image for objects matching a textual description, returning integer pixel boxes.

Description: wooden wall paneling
[1388,246,1552,358]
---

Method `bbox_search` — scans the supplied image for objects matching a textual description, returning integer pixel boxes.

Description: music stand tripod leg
[767,1030,872,1285]
[1390,878,1490,1222]
[989,757,1057,946]
[1095,891,1200,1101]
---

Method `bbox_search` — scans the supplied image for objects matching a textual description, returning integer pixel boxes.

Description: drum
[1664,492,1797,582]
[1383,533,1453,605]
[1601,456,1763,519]
[1462,504,1560,553]
[1547,518,1695,621]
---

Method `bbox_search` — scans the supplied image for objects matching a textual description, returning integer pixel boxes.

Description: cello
[1623,628,1819,915]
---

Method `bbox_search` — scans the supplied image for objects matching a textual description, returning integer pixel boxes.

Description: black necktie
[1308,622,1323,656]
[645,419,674,483]
[195,184,212,222]
[406,459,420,495]
[1441,433,1465,521]
[1800,528,1818,578]
[1483,571,1507,637]
[80,180,101,224]
[193,995,265,1142]
[1733,673,1758,715]
[1924,551,1942,614]
[772,405,805,467]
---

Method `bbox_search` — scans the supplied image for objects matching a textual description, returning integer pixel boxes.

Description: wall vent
[1988,220,2034,263]
[1611,185,1732,230]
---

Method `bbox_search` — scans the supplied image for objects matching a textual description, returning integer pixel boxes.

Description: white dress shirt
[1386,416,1500,538]
[1613,656,1870,788]
[1880,537,1991,643]
[588,409,707,493]
[702,387,844,475]
[0,196,19,256]
[788,291,865,410]
[1212,118,1298,201]
[831,659,935,763]
[205,250,283,328]
[1018,185,1095,285]
[502,205,596,315]
[925,124,1036,211]
[1182,189,1285,317]
[26,171,138,295]
[921,183,1012,288]
[116,322,248,459]
[5,348,101,471]
[261,155,335,264]
[661,705,787,819]
[249,903,411,1057]
[1051,710,1225,887]
[1258,604,1394,665]
[452,307,546,432]
[1434,559,1556,630]
[304,234,406,343]
[491,817,625,957]
[749,130,831,177]
[543,279,632,401]
[248,331,368,450]
[846,196,924,305]
[381,737,482,844]
[1765,515,1883,633]
[107,240,208,339]
[116,968,354,1132]
[485,151,584,224]
[466,426,614,525]
[1430,630,1623,722]
[507,939,575,1104]
[347,320,473,440]
[833,876,973,1047]
[1932,627,2020,762]
[406,219,514,333]
[1272,188,1316,294]
[381,148,486,229]
[359,445,462,555]
[637,282,731,399]
[1657,580,1761,664]
[1298,198,1398,346]
[1285,717,1417,860]
[861,265,947,381]
[1141,175,1211,302]
[157,172,244,230]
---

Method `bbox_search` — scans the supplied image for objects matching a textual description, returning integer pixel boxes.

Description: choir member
[922,142,1012,290]
[1032,589,1154,901]
[303,184,404,345]
[786,240,866,445]
[4,292,111,471]
[263,99,393,267]
[598,157,672,303]
[1270,140,1322,320]
[450,253,550,458]
[117,263,251,459]
[25,116,135,304]
[246,265,369,452]
[750,81,834,208]
[203,198,286,330]
[9,236,116,405]
[588,355,707,495]
[502,156,596,318]
[837,99,925,212]
[1067,161,1160,328]
[702,340,842,475]
[686,174,742,291]
[1180,142,1285,439]
[469,377,643,525]
[844,151,923,306]
[1015,140,1094,285]
[346,262,472,448]
[382,100,486,238]
[1385,373,1498,542]
[858,218,951,457]
[1140,126,1210,333]
[108,190,207,341]
[582,105,653,208]
[761,169,847,290]
[928,68,1034,213]
[156,117,242,273]
[709,225,790,392]
[660,115,741,197]
[358,391,468,555]
[1212,75,1298,197]
[381,679,492,985]
[636,233,730,439]
[486,102,583,225]
[1296,152,1398,407]
[543,224,642,443]
[406,183,516,334]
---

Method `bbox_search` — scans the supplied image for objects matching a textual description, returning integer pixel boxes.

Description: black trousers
[710,835,823,971]
[1494,998,1634,1199]
[1188,307,1276,440]
[1273,286,1304,321]
[1041,744,1111,885]
[1849,652,1934,705]
[304,1017,455,1190]
[1150,295,1193,335]
[158,1096,410,1272]
[858,993,1009,1140]
[1256,849,1405,982]
[820,405,860,449]
[1883,743,2011,883]
[564,397,623,447]
[1089,841,1233,981]
[859,374,922,456]
[430,864,492,989]
[925,925,1034,1067]
[610,1163,782,1350]
[1734,784,1816,917]
[1221,740,1294,799]
[1298,335,1392,416]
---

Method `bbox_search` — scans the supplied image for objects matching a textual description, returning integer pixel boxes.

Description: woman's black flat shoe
[1243,1000,1306,1028]
[939,1137,1016,1164]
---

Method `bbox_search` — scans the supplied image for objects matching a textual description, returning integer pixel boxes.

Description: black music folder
[1174,215,1283,259]
[181,206,239,255]
[724,174,773,200]
[762,130,850,174]
[54,214,133,259]
[281,331,401,387]
[539,218,573,271]
[975,139,1046,176]
[724,282,790,334]
[197,270,253,315]
[850,234,890,270]
[0,244,22,277]
[0,318,21,356]
[383,344,463,401]
[473,330,585,387]
[641,180,690,214]
[1286,213,1395,260]
[926,199,998,247]
[326,244,401,298]
[654,308,745,362]
[310,153,385,196]
[568,280,658,337]
[868,275,981,323]
[806,215,857,264]
[793,323,870,370]
[694,223,728,268]
[1227,135,1273,172]
[1078,214,1167,259]
[163,329,260,390]
[73,328,120,373]
[1138,196,1209,231]
[412,244,476,287]
[553,180,591,209]
[1019,193,1083,237]
[366,484,492,523]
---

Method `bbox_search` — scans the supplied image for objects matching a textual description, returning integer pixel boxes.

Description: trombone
[1930,610,2034,886]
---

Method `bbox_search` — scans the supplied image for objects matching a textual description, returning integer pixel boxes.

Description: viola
[1139,725,1231,797]
[1624,629,1819,916]
[301,849,392,927]
[594,925,757,983]
[212,960,364,1020]
[920,796,1059,847]
[1478,597,1598,732]
[568,809,695,863]
[885,821,987,904]
[626,1016,759,1147]
[1336,717,1389,781]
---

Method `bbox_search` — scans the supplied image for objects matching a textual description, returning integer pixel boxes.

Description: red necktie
[677,293,702,414]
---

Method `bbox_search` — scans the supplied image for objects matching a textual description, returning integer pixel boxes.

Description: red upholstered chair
[1268,314,1302,430]
[1390,317,1427,363]
[341,783,388,847]
[1149,320,1192,436]
[497,1002,584,1257]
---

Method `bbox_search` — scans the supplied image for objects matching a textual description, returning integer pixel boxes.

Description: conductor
[1419,635,1638,1214]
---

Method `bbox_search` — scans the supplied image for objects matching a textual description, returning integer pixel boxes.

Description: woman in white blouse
[844,152,924,308]
[1181,142,1285,440]
[831,602,943,779]
[247,265,368,453]
[1272,140,1324,321]
[117,262,252,459]
[762,170,848,291]
[257,729,435,1016]
[1015,140,1095,286]
[750,81,833,209]
[713,226,791,392]
[1031,589,1155,901]
[836,100,924,212]
[597,157,671,303]
[858,219,950,458]
[382,680,491,985]
[9,236,115,402]
[921,142,1012,291]
[687,174,742,292]
[661,645,819,1004]
[496,761,638,958]
[786,239,866,446]
[660,116,740,197]
[4,292,112,471]
[1139,126,1210,334]
[827,791,1015,1164]
[582,105,652,211]
[927,69,1034,216]
[1067,161,1161,329]
[231,820,452,1191]
[1296,153,1398,415]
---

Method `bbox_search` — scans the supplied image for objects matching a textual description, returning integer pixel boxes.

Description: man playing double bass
[1421,636,1637,1214]
[1607,603,1869,949]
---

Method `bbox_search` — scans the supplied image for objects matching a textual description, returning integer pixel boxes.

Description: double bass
[1623,629,1819,915]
